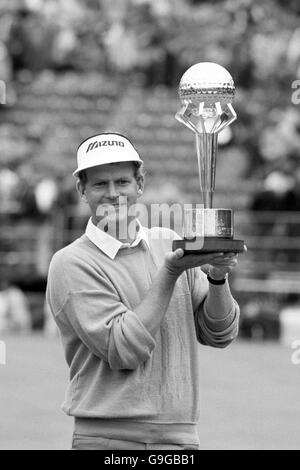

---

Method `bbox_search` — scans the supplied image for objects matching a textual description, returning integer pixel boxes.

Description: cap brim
[73,159,143,178]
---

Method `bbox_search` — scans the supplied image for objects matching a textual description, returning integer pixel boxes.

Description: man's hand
[208,245,247,280]
[208,252,239,280]
[164,249,238,279]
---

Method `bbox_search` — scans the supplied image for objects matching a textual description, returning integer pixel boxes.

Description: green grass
[0,335,299,450]
[0,335,71,450]
[198,340,300,450]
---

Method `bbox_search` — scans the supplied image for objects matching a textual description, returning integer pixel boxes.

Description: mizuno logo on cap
[86,140,125,153]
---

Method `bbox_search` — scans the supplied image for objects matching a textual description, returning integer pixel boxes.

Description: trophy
[173,62,244,254]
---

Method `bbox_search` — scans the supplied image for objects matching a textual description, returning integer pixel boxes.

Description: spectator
[34,178,58,217]
[251,170,295,213]
[104,21,140,73]
[0,278,31,334]
[287,27,300,76]
[0,164,20,213]
[34,178,59,277]
[0,40,12,85]
[285,169,300,213]
[16,168,40,219]
[7,5,55,77]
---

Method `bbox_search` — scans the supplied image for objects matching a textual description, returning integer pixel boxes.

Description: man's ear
[76,180,88,203]
[137,179,144,197]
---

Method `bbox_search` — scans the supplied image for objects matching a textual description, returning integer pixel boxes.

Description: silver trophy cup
[173,62,244,253]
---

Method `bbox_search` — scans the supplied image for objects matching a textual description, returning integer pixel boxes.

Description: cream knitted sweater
[46,227,239,444]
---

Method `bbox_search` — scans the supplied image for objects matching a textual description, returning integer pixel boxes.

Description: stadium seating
[1,70,300,334]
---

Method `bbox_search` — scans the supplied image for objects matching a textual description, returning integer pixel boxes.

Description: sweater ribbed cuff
[203,300,237,332]
[196,301,240,347]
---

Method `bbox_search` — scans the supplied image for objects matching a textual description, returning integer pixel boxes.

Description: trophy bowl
[178,62,235,105]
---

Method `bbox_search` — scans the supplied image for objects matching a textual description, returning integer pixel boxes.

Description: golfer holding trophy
[47,62,243,451]
[173,62,245,254]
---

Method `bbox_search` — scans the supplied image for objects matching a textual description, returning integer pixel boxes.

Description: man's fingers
[222,252,238,259]
[184,252,224,261]
[175,248,184,259]
[165,249,184,263]
[211,258,238,266]
[212,257,237,262]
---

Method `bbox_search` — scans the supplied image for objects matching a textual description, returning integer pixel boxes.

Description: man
[46,132,241,451]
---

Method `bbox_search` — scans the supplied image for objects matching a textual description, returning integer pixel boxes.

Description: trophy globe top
[178,62,235,106]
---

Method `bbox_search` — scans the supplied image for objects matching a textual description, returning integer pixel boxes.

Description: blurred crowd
[0,0,299,174]
[0,0,182,85]
[1,0,300,335]
[0,162,77,219]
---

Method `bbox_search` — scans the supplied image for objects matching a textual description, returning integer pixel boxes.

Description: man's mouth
[97,198,129,216]
[102,203,126,207]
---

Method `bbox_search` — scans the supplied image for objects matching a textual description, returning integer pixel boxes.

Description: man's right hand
[164,248,230,279]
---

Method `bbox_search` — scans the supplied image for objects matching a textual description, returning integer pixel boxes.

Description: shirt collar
[85,218,150,259]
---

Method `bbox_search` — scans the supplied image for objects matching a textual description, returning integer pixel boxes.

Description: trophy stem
[202,191,213,208]
[195,133,218,209]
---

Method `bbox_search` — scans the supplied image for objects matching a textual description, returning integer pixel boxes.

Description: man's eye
[118,180,129,185]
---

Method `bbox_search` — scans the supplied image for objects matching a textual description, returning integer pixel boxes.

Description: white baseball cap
[73,133,143,177]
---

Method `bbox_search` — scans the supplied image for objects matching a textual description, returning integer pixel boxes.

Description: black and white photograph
[0,0,300,452]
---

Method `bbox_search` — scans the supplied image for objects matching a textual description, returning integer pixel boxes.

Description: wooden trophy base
[172,237,245,254]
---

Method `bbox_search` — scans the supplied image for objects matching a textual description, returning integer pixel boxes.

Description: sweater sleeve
[195,300,240,348]
[64,289,156,370]
[47,253,156,370]
[186,267,240,348]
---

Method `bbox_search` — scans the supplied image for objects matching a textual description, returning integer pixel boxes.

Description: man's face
[77,162,143,231]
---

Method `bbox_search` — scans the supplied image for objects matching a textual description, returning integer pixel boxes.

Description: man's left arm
[191,253,240,348]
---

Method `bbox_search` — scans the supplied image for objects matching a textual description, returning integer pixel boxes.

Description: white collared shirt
[85,218,150,259]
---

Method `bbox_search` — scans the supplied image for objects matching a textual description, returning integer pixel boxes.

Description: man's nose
[106,182,119,199]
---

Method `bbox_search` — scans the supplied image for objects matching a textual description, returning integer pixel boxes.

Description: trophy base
[173,237,245,254]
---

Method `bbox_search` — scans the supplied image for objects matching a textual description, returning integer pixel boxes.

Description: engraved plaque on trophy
[173,62,244,254]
